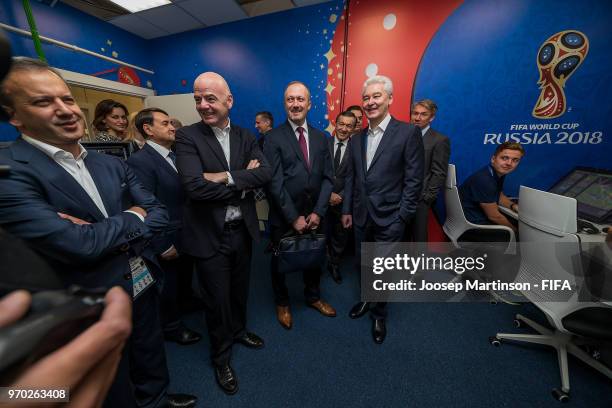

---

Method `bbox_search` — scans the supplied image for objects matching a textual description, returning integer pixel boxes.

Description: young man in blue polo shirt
[459,142,524,241]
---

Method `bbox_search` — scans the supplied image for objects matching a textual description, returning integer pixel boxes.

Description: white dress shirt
[22,135,145,222]
[366,113,391,170]
[146,140,177,172]
[22,135,109,217]
[289,119,310,162]
[211,119,242,221]
[420,125,430,137]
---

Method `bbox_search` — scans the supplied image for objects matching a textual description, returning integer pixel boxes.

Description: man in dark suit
[408,99,450,242]
[346,105,364,136]
[264,81,337,330]
[326,110,356,283]
[127,107,201,346]
[175,71,271,395]
[342,75,424,344]
[0,57,196,408]
[255,111,273,150]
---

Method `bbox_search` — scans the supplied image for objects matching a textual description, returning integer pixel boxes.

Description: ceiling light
[108,0,171,13]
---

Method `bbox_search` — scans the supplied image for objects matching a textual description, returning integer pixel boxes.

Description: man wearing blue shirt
[459,142,524,240]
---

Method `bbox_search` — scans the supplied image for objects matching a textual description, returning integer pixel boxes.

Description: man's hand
[246,159,260,170]
[1,287,132,408]
[292,216,307,234]
[203,172,229,184]
[329,192,343,206]
[341,214,352,229]
[127,206,147,219]
[305,213,320,230]
[160,245,179,261]
[58,212,90,225]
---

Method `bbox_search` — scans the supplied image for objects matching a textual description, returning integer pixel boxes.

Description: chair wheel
[513,319,522,328]
[551,388,570,402]
[489,336,501,347]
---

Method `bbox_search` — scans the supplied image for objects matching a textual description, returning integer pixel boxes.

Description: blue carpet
[165,243,612,407]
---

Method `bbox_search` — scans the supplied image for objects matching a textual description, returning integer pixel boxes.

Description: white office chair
[490,186,612,402]
[442,164,516,261]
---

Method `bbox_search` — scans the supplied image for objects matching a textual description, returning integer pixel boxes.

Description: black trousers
[326,205,349,267]
[406,201,431,242]
[270,224,321,306]
[354,216,406,320]
[193,222,251,367]
[105,287,169,408]
[159,255,193,333]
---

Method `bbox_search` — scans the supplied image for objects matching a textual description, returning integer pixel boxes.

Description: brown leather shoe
[276,305,292,330]
[308,299,337,317]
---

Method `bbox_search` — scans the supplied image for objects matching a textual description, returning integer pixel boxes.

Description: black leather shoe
[349,301,369,319]
[164,327,202,345]
[235,332,264,349]
[215,364,238,395]
[372,318,386,344]
[328,263,342,284]
[166,393,197,407]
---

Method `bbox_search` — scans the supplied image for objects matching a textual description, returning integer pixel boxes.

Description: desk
[498,205,608,243]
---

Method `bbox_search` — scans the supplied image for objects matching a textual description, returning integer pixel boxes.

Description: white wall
[144,94,201,126]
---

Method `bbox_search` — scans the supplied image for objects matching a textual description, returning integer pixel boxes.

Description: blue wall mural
[1,0,610,197]
[148,1,344,132]
[413,0,612,195]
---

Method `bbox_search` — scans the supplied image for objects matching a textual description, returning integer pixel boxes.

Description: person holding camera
[0,58,196,408]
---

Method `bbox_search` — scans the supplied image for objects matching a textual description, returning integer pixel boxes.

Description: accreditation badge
[129,256,155,299]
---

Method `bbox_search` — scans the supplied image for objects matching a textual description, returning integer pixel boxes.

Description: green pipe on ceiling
[22,0,47,62]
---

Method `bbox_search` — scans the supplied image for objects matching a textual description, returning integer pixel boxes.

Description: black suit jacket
[127,143,184,253]
[328,136,351,196]
[0,138,169,293]
[342,117,424,227]
[421,128,450,205]
[264,121,334,227]
[175,121,271,259]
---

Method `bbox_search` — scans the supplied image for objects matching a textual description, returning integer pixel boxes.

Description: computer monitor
[81,142,134,161]
[548,167,612,223]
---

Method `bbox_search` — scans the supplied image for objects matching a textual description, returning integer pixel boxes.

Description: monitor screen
[549,167,612,223]
[81,142,133,161]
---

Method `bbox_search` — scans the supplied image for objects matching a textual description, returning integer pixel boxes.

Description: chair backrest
[443,164,470,242]
[517,186,586,332]
[446,163,457,188]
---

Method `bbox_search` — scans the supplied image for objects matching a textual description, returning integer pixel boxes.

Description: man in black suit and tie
[264,81,337,330]
[342,75,424,344]
[408,99,450,242]
[326,110,356,283]
[0,57,196,408]
[174,72,271,395]
[127,107,201,346]
[255,111,273,150]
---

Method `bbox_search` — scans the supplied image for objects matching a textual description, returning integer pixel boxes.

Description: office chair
[442,164,516,262]
[489,186,612,402]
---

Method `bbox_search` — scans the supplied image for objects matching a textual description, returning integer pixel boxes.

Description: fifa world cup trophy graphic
[532,30,589,119]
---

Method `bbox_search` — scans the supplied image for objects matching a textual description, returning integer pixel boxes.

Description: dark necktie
[297,126,309,169]
[168,151,177,166]
[334,141,343,169]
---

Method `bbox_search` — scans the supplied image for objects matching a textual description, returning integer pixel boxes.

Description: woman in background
[92,99,129,142]
[124,111,146,150]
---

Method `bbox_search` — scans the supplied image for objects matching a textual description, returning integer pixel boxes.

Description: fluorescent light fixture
[108,0,171,13]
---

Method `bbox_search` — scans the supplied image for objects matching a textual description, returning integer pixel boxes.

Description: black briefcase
[276,231,326,274]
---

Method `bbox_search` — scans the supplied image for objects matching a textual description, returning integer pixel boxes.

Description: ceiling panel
[241,0,294,17]
[177,0,248,27]
[109,14,170,39]
[137,4,205,35]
